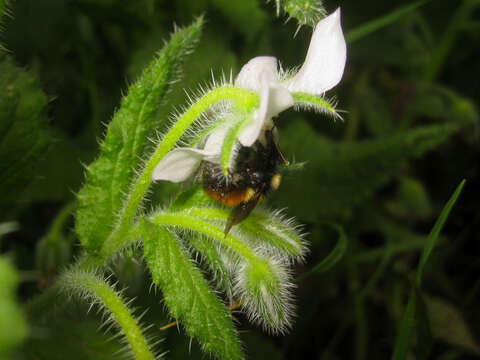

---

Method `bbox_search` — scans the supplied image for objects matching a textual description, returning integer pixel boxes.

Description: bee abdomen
[204,187,257,207]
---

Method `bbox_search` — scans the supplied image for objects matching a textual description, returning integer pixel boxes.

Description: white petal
[151,148,212,182]
[238,71,271,146]
[238,72,294,147]
[265,84,294,120]
[235,56,278,92]
[284,8,346,94]
[203,127,229,155]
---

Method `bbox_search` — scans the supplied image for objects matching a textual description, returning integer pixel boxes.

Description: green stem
[100,86,258,259]
[46,203,75,246]
[151,212,259,264]
[60,269,155,360]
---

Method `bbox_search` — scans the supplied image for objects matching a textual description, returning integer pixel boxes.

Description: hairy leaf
[142,220,243,360]
[152,211,295,333]
[275,119,458,221]
[188,234,236,299]
[0,55,50,219]
[75,18,203,254]
[170,186,305,259]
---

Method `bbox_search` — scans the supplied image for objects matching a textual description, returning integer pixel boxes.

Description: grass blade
[392,179,465,360]
[392,291,416,360]
[346,0,431,43]
[416,179,466,287]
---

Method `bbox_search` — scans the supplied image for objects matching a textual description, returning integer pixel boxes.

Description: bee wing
[224,193,262,236]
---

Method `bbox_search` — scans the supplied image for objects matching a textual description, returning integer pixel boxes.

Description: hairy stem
[151,212,259,263]
[59,269,155,360]
[100,86,258,260]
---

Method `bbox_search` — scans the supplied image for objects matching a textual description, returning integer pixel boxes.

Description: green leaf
[392,291,432,360]
[0,55,51,220]
[346,0,431,43]
[0,257,28,359]
[416,179,465,287]
[391,290,417,360]
[392,180,465,360]
[75,18,203,254]
[275,119,458,221]
[167,187,305,299]
[173,186,305,259]
[187,206,305,260]
[414,293,433,360]
[151,211,295,333]
[169,188,237,295]
[425,295,480,354]
[142,220,243,360]
[188,233,236,298]
[296,224,347,282]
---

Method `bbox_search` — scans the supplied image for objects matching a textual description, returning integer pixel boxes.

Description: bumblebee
[202,129,287,235]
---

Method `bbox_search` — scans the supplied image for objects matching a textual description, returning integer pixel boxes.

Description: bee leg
[266,128,289,165]
[273,139,289,165]
[224,196,260,236]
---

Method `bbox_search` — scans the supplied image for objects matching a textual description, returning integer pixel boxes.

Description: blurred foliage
[0,55,50,219]
[0,0,479,359]
[0,256,28,359]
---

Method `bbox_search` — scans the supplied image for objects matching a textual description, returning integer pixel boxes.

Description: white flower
[152,8,346,182]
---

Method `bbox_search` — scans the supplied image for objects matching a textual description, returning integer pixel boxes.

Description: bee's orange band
[204,188,251,207]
